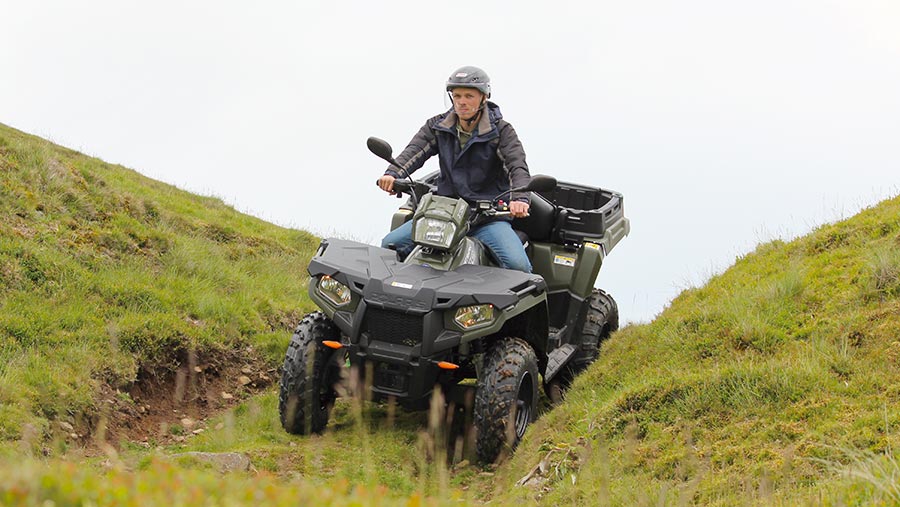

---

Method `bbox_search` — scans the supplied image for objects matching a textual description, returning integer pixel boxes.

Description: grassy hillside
[0,123,469,507]
[3,121,900,505]
[496,193,900,504]
[0,123,319,445]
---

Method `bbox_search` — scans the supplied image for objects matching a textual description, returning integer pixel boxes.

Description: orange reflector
[437,361,459,370]
[322,340,343,349]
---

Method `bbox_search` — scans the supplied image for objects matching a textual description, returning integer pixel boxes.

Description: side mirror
[367,137,394,163]
[510,174,557,194]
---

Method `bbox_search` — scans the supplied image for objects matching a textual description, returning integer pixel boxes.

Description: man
[377,65,533,273]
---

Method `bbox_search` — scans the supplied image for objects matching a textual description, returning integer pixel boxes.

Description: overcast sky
[3,1,899,323]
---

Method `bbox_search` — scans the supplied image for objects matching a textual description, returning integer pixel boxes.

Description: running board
[544,343,577,383]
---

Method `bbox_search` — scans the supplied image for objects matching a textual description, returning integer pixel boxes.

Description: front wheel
[474,337,539,464]
[278,312,343,435]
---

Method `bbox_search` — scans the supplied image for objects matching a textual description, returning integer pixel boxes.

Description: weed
[864,245,900,299]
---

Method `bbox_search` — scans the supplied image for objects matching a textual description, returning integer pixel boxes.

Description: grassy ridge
[3,120,900,505]
[0,122,470,506]
[496,193,900,504]
[0,123,319,444]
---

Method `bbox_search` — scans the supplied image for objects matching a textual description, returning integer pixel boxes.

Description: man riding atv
[378,65,533,273]
[279,66,629,465]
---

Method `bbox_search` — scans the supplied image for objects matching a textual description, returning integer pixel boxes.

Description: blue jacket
[385,102,531,205]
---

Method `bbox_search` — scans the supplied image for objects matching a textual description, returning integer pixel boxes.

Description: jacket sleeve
[384,116,440,178]
[496,120,531,203]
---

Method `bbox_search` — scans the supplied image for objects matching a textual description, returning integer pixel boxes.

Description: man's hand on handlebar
[509,200,530,218]
[376,175,396,194]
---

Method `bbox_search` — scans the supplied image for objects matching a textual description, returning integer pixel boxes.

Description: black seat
[512,191,557,243]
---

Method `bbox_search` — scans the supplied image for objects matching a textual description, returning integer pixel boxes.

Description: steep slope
[0,123,477,507]
[4,121,900,505]
[496,193,900,504]
[0,123,320,447]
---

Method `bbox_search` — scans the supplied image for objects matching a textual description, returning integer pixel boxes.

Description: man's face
[450,87,484,121]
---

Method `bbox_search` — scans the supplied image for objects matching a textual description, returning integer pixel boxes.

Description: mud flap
[543,343,577,383]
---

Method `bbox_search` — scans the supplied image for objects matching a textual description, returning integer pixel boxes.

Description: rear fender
[529,241,604,300]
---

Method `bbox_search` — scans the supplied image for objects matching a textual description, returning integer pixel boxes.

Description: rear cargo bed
[516,181,630,254]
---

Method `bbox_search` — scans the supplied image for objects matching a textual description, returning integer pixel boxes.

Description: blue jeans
[381,219,532,273]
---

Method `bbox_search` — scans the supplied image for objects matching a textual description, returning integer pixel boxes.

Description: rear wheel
[571,288,618,371]
[545,289,618,403]
[474,337,539,464]
[279,312,343,435]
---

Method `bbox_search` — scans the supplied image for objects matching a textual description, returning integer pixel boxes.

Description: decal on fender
[553,255,576,267]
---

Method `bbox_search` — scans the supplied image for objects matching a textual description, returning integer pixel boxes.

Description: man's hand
[376,175,396,194]
[509,201,530,218]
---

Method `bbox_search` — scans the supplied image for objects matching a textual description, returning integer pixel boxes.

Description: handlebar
[479,209,530,219]
[471,203,529,226]
[376,176,435,202]
[376,177,528,219]
[392,179,413,196]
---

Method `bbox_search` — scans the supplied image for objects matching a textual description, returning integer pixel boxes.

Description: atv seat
[512,191,557,243]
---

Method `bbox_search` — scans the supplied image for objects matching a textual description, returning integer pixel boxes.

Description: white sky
[3,1,899,323]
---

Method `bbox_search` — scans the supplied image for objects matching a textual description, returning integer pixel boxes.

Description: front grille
[365,308,423,347]
[374,363,409,392]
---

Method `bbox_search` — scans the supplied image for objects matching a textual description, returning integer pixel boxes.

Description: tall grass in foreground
[813,447,900,505]
[0,387,474,505]
[171,372,469,498]
[0,457,459,507]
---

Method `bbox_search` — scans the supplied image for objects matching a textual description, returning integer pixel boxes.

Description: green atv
[278,137,630,463]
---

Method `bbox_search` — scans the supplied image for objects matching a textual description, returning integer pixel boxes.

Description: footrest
[544,343,577,382]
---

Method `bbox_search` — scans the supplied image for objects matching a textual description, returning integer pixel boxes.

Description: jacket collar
[437,103,494,136]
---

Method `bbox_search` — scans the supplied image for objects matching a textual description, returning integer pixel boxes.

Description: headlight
[415,218,457,248]
[317,275,351,306]
[454,304,495,329]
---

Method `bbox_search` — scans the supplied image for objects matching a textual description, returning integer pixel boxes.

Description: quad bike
[279,137,629,463]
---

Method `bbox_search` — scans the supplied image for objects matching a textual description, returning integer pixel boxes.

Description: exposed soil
[85,346,275,452]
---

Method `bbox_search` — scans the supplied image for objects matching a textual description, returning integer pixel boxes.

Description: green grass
[0,123,318,442]
[161,392,462,495]
[494,193,900,505]
[2,121,900,505]
[0,456,465,507]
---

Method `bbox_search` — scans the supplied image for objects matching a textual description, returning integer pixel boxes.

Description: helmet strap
[452,94,486,131]
[462,109,482,130]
